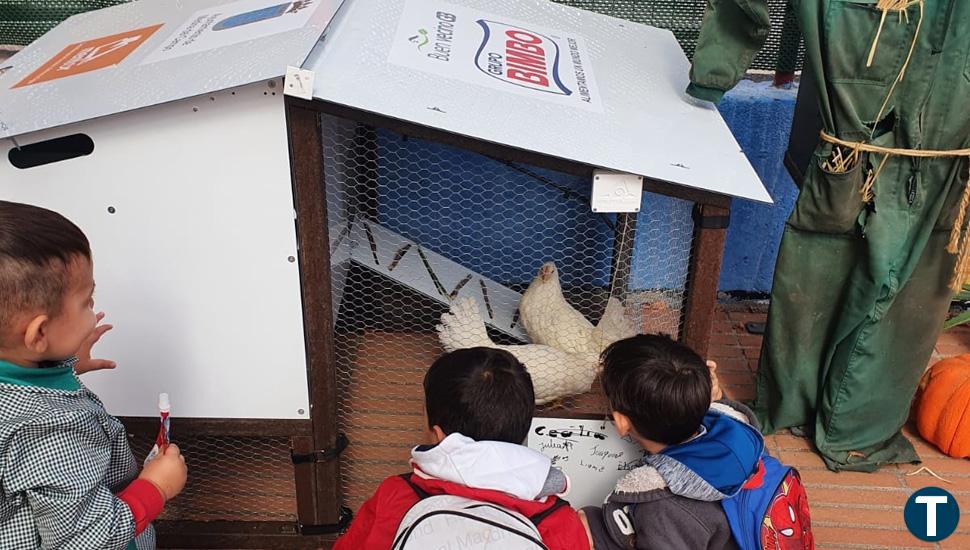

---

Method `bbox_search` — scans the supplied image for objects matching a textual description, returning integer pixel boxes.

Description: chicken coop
[0,0,768,547]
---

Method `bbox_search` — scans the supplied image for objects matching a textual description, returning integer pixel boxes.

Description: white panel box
[0,81,309,419]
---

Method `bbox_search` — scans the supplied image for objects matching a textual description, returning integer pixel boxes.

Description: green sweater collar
[0,359,80,391]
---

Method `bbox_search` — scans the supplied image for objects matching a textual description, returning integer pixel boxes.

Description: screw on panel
[288,256,296,263]
[298,409,305,415]
[192,107,199,112]
[268,80,277,89]
[107,206,116,214]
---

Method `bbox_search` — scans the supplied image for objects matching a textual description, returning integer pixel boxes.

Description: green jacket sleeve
[687,0,772,104]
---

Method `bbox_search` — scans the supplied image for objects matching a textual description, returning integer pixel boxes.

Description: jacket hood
[411,433,566,501]
[612,404,764,503]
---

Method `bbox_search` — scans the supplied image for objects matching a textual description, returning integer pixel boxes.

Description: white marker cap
[158,393,170,413]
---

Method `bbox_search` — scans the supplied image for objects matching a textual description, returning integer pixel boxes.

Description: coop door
[319,113,695,511]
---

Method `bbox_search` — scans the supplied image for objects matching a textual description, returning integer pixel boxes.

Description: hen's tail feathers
[592,297,637,352]
[436,297,495,351]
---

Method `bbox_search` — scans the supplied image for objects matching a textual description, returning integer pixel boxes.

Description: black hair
[600,334,711,445]
[0,201,91,338]
[424,347,535,444]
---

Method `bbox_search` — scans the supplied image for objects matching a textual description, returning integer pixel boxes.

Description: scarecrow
[688,0,970,471]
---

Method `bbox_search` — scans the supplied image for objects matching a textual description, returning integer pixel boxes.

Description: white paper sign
[142,0,326,64]
[389,0,603,112]
[528,418,646,508]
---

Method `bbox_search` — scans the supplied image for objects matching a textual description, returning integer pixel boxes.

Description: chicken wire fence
[128,433,299,523]
[320,112,697,511]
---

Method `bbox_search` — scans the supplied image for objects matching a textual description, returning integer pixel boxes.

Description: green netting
[1,0,803,71]
[0,0,127,46]
[554,0,804,71]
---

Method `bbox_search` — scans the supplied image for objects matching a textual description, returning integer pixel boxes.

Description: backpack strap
[398,473,431,500]
[528,497,569,527]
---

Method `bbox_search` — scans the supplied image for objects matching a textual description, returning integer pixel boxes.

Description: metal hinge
[291,433,349,464]
[692,205,731,229]
[299,506,354,535]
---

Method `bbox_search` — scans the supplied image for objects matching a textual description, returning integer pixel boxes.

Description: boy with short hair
[0,201,188,550]
[582,334,812,550]
[334,347,591,550]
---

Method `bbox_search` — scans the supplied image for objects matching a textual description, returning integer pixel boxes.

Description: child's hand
[707,360,724,402]
[139,444,188,501]
[74,312,117,375]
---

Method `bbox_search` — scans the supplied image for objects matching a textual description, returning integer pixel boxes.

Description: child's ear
[430,425,447,444]
[611,411,632,437]
[23,315,50,355]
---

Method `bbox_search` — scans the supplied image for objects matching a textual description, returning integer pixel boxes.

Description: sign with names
[528,417,646,507]
[389,0,603,112]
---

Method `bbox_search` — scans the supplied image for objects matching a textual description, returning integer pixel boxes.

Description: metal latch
[291,433,349,464]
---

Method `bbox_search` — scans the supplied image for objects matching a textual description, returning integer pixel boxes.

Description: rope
[818,0,970,290]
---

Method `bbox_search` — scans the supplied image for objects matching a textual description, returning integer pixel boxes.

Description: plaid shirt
[0,358,155,550]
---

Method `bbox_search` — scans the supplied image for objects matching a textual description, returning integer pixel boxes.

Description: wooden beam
[681,203,731,358]
[285,98,343,527]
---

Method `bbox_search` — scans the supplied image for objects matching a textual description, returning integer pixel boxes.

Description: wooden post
[681,203,731,358]
[285,99,343,527]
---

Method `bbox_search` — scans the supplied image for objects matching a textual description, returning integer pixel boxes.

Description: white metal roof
[304,0,771,203]
[0,0,343,140]
[1,0,771,204]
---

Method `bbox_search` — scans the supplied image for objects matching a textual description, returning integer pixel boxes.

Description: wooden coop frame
[0,0,768,548]
[268,94,733,548]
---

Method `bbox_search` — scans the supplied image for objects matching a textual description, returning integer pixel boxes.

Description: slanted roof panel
[304,0,771,203]
[0,0,343,139]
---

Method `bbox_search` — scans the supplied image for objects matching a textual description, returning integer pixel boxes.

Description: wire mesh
[321,112,696,511]
[128,433,298,522]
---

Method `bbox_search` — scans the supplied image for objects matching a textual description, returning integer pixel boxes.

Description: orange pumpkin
[916,354,970,458]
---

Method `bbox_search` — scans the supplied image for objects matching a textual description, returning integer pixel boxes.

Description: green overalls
[689,0,970,471]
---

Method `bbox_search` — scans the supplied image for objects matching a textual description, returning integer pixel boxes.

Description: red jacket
[334,473,590,550]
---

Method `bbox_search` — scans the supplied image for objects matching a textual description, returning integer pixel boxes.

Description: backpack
[721,455,815,550]
[392,474,567,550]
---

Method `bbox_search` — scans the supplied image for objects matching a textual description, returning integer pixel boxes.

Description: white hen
[437,298,600,405]
[519,262,636,355]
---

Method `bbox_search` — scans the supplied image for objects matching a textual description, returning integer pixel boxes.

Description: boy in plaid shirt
[0,201,188,549]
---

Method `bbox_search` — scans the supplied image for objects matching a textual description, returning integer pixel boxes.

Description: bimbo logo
[474,20,571,96]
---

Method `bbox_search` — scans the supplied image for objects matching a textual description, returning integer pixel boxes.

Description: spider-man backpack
[721,455,815,550]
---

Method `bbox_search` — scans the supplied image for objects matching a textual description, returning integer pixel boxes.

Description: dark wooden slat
[155,520,334,549]
[285,98,343,526]
[290,436,318,528]
[120,417,311,437]
[681,203,731,358]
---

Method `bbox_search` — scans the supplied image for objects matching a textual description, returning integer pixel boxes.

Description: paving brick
[718,370,756,387]
[711,332,740,345]
[738,334,763,348]
[778,449,829,470]
[723,385,755,401]
[803,470,905,490]
[940,534,970,549]
[811,526,935,548]
[807,486,909,507]
[813,504,906,527]
[772,433,815,451]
